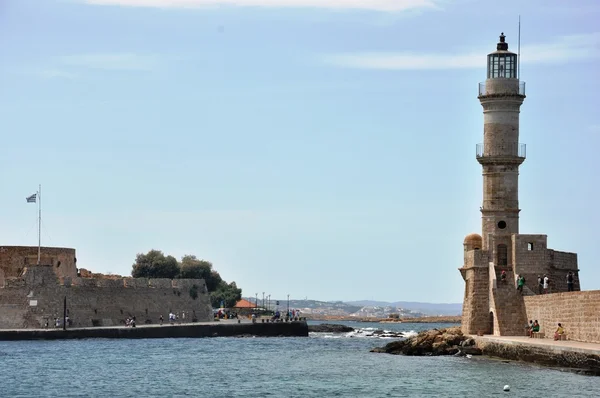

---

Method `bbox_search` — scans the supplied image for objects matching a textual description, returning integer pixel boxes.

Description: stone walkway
[0,318,264,332]
[473,335,600,356]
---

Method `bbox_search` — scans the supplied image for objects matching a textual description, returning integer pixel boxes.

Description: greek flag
[26,193,37,203]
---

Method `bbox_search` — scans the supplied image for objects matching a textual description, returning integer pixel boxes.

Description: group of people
[526,320,567,340]
[122,312,188,327]
[214,309,238,320]
[49,316,71,328]
[526,320,540,337]
[500,271,576,295]
[499,272,530,295]
[270,309,301,321]
[536,275,550,294]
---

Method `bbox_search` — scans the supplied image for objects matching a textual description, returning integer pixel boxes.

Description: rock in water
[370,327,482,356]
[308,324,354,333]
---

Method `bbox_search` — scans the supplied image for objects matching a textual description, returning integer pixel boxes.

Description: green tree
[179,255,223,291]
[131,249,180,279]
[210,281,242,308]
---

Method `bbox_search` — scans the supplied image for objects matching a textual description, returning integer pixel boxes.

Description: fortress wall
[0,246,77,280]
[464,250,489,267]
[511,235,549,291]
[510,236,579,293]
[0,266,212,329]
[524,291,600,343]
[461,266,490,334]
[149,279,172,289]
[547,250,580,292]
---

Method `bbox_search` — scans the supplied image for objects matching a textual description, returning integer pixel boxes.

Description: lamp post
[262,292,265,309]
[287,294,290,318]
[255,293,258,310]
[267,294,271,312]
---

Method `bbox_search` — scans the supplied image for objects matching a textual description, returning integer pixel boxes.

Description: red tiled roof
[234,299,257,308]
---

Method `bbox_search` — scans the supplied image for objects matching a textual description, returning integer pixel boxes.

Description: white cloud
[83,0,442,12]
[322,32,600,70]
[59,53,160,71]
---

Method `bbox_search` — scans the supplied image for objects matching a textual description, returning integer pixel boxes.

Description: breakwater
[371,327,600,376]
[0,321,308,341]
[474,336,600,376]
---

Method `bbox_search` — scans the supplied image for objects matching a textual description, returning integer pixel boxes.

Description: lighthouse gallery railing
[476,143,526,159]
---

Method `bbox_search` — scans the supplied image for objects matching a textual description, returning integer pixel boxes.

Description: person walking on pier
[543,275,549,294]
[537,276,543,294]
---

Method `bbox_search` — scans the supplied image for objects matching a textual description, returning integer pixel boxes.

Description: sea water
[1,321,599,397]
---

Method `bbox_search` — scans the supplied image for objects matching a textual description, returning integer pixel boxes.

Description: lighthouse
[459,33,579,336]
[477,32,526,262]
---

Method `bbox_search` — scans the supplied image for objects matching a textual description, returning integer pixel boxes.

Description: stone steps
[492,267,528,336]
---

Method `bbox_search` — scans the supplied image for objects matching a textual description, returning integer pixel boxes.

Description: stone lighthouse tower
[477,32,526,261]
[459,33,527,336]
[460,33,579,336]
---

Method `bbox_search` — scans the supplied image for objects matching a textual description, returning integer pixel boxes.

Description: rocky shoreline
[308,323,407,338]
[370,327,481,356]
[308,324,355,333]
[370,327,600,376]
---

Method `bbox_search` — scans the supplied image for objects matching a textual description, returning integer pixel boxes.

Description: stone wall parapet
[0,266,212,329]
[0,246,77,279]
[464,250,489,268]
[524,291,600,343]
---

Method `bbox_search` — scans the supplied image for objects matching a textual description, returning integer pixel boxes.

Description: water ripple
[0,322,599,397]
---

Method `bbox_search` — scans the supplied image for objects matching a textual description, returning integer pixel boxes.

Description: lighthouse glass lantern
[487,33,517,79]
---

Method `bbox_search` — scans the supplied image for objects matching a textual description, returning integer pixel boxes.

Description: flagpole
[38,184,41,265]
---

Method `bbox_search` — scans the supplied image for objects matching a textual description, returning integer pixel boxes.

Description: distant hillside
[239,297,461,317]
[345,301,462,316]
[241,298,363,314]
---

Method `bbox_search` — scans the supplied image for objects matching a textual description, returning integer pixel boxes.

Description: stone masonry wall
[547,250,580,292]
[511,236,579,294]
[461,266,490,334]
[0,266,212,329]
[512,235,548,293]
[524,291,600,343]
[0,246,77,280]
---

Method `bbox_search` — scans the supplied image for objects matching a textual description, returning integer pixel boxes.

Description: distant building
[0,246,212,329]
[459,34,579,336]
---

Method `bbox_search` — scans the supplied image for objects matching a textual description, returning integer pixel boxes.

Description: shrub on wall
[131,250,179,279]
[130,250,243,307]
[210,281,242,308]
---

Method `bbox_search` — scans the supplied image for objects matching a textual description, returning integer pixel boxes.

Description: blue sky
[1,0,598,303]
